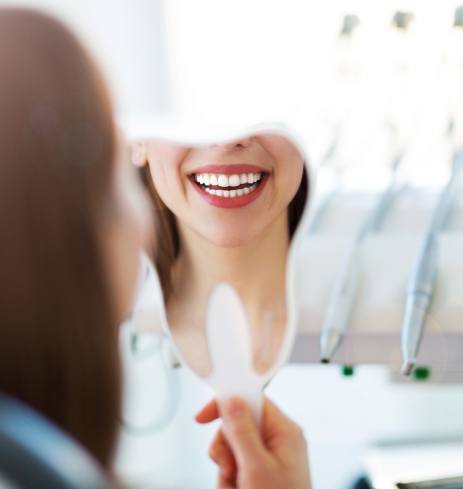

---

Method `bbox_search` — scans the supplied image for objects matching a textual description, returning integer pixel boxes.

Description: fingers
[201,396,311,489]
[261,398,307,452]
[196,397,305,449]
[209,429,237,487]
[265,397,304,436]
[195,399,220,424]
[220,397,267,468]
[262,398,293,434]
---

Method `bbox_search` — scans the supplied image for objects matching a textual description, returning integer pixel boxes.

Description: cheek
[259,136,304,205]
[277,158,304,205]
[110,167,153,317]
[116,206,148,317]
[148,162,168,195]
[126,199,148,253]
[121,163,152,249]
[102,219,141,324]
[148,159,187,215]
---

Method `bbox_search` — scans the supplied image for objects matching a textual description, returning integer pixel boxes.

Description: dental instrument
[320,151,404,363]
[340,14,360,38]
[401,149,463,375]
[392,10,415,30]
[307,128,342,235]
[308,14,363,236]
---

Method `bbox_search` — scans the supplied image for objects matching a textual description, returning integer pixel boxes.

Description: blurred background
[2,1,463,488]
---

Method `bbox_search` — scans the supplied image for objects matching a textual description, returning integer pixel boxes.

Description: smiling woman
[132,130,309,378]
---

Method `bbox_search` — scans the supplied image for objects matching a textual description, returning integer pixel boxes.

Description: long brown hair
[140,157,309,301]
[0,9,120,468]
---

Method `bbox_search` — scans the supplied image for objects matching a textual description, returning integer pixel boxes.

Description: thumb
[220,397,266,467]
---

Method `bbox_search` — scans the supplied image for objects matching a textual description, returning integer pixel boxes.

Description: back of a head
[0,8,120,468]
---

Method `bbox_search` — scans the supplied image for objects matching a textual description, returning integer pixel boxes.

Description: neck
[170,213,289,324]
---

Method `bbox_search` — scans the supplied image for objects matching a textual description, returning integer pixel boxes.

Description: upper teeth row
[195,172,262,187]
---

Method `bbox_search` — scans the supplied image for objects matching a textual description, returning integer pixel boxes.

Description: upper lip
[188,164,268,176]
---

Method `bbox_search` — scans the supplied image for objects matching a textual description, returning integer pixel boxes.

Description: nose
[213,137,253,152]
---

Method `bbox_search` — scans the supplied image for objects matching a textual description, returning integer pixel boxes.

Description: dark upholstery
[0,394,113,489]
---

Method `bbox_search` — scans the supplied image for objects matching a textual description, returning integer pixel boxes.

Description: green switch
[342,365,355,377]
[413,366,431,381]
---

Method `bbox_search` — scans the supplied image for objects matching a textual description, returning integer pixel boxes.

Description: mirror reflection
[132,133,309,377]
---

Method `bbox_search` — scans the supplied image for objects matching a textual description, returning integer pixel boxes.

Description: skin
[103,137,151,324]
[133,135,304,376]
[196,397,312,489]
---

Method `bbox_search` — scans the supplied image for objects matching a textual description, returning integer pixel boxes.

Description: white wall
[0,0,172,119]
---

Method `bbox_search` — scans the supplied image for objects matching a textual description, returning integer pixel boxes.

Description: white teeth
[194,172,263,187]
[229,174,240,187]
[217,175,228,187]
[204,184,258,198]
[194,171,263,198]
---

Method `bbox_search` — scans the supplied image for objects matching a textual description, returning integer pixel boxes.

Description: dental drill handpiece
[308,119,392,235]
[320,152,404,363]
[401,150,463,375]
[401,232,438,376]
[307,129,342,235]
[309,14,363,236]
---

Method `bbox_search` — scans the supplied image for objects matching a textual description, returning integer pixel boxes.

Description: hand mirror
[130,123,311,421]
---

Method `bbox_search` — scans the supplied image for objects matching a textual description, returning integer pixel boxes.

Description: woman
[0,7,148,468]
[132,135,309,376]
[0,7,311,489]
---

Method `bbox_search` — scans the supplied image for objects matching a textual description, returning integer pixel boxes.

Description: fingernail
[224,397,245,418]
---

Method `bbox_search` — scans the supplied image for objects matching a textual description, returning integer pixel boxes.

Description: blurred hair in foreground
[0,7,120,468]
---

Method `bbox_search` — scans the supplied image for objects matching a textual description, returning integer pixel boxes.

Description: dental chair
[0,394,113,489]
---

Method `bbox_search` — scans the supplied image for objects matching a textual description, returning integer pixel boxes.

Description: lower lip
[190,176,269,209]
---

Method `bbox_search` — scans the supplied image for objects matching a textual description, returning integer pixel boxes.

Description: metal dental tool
[308,117,396,236]
[308,14,362,236]
[320,151,404,363]
[401,147,463,375]
[307,128,342,235]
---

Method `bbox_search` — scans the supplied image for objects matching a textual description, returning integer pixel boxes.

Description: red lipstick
[189,164,269,209]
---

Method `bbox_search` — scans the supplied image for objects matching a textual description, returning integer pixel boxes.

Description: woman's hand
[195,397,312,489]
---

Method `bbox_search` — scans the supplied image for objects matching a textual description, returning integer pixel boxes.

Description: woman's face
[144,134,304,247]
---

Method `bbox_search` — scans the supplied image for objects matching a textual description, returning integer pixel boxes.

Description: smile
[188,165,269,208]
